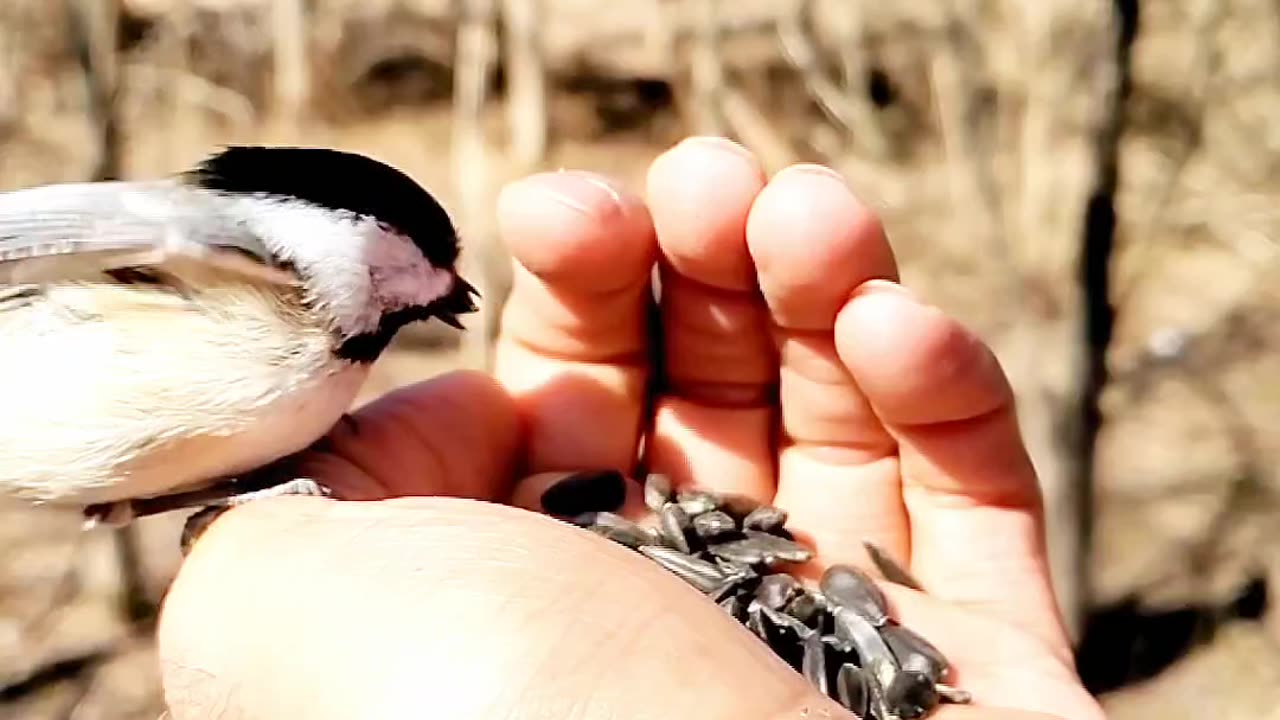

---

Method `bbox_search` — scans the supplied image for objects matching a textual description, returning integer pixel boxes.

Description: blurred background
[0,0,1278,717]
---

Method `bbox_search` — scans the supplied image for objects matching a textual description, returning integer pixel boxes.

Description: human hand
[156,138,1106,720]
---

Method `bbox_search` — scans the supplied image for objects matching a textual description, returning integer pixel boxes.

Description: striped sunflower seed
[821,564,890,627]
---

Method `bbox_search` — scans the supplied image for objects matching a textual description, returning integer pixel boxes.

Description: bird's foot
[82,476,333,556]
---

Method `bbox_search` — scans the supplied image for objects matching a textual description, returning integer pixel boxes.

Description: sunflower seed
[801,631,830,696]
[675,489,721,516]
[658,503,696,554]
[716,492,764,520]
[744,530,814,563]
[880,622,949,681]
[573,511,655,549]
[638,545,728,594]
[936,684,972,704]
[692,510,739,541]
[821,564,890,627]
[754,574,800,610]
[864,540,924,591]
[709,531,813,566]
[784,589,825,627]
[747,602,808,666]
[539,470,627,517]
[832,606,899,690]
[884,669,940,719]
[643,473,674,513]
[743,505,788,533]
[836,663,872,717]
[718,593,748,621]
[761,604,815,638]
[707,538,766,564]
[714,558,759,584]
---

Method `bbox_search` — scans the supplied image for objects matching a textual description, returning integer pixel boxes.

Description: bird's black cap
[184,146,461,272]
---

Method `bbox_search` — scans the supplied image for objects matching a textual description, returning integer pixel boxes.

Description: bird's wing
[0,181,297,287]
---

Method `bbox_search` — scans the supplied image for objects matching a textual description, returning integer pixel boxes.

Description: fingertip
[746,165,897,330]
[497,170,656,292]
[645,136,767,290]
[834,282,1011,426]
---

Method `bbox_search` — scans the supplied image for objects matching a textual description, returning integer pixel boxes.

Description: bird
[0,145,477,534]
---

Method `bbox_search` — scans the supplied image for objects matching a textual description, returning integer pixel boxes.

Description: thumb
[158,496,862,720]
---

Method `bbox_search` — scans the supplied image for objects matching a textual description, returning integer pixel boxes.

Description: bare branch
[501,0,547,170]
[452,0,499,370]
[271,0,310,123]
[66,0,122,181]
[689,0,725,135]
[719,86,795,173]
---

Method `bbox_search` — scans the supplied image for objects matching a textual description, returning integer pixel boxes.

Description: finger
[743,164,908,569]
[643,137,776,502]
[493,171,657,476]
[291,370,520,502]
[835,282,1071,653]
[159,497,855,720]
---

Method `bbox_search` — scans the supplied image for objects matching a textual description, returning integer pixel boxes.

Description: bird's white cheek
[372,261,455,312]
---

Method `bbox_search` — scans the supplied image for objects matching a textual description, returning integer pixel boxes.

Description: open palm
[157,138,1105,720]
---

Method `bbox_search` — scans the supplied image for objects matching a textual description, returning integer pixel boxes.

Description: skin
[157,138,1108,720]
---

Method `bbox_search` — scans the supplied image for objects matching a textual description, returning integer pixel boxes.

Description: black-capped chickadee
[0,146,477,531]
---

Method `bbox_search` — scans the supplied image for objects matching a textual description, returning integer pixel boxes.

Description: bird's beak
[431,274,480,330]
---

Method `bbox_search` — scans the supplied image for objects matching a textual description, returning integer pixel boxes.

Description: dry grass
[1,0,1279,717]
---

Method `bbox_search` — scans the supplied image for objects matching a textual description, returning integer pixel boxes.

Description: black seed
[540,470,627,517]
[718,593,747,621]
[754,574,799,610]
[574,511,654,549]
[836,663,872,717]
[801,632,829,696]
[708,563,758,603]
[714,556,758,579]
[743,505,788,533]
[884,669,940,719]
[832,607,899,690]
[638,545,728,594]
[761,605,815,638]
[643,473,674,513]
[692,510,738,541]
[742,530,814,563]
[771,526,797,541]
[747,601,806,668]
[675,489,721,515]
[708,537,765,564]
[784,590,824,627]
[863,540,923,591]
[937,684,972,704]
[821,564,890,627]
[658,504,695,554]
[716,492,763,519]
[822,633,856,661]
[880,622,949,681]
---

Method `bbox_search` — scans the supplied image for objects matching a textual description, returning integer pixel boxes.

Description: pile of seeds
[565,472,971,720]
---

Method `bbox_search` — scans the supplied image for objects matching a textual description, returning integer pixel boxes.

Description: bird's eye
[376,220,397,235]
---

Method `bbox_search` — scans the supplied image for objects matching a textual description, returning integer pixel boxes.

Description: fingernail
[529,171,627,216]
[774,162,849,184]
[855,278,914,298]
[681,135,758,162]
[540,469,628,517]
